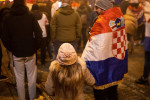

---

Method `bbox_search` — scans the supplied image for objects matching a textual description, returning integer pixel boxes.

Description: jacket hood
[10,4,29,16]
[59,6,74,15]
[31,10,42,20]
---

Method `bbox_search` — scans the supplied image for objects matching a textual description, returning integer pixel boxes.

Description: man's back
[51,5,81,42]
[3,5,42,57]
[82,7,128,89]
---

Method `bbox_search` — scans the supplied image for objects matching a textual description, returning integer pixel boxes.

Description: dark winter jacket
[50,5,81,42]
[2,4,42,57]
[0,7,10,38]
[0,7,10,61]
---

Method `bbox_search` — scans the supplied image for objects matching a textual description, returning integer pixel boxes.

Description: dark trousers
[82,27,87,47]
[93,85,118,100]
[41,37,47,64]
[143,51,150,78]
[53,40,78,59]
[137,24,145,41]
[47,42,53,59]
[78,27,87,48]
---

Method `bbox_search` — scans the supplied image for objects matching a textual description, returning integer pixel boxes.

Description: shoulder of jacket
[77,57,86,70]
[49,60,60,71]
[53,10,59,17]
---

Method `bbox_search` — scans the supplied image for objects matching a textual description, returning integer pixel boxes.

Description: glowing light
[58,1,62,8]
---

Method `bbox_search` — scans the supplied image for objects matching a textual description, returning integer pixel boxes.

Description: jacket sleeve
[50,12,57,41]
[79,57,95,86]
[83,65,95,86]
[32,15,42,50]
[45,71,55,96]
[1,19,11,51]
[75,12,82,39]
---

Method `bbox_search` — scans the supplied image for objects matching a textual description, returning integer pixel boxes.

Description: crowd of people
[0,0,150,100]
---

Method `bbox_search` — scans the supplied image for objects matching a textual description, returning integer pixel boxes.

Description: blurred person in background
[77,0,92,49]
[35,1,54,61]
[137,0,150,45]
[136,0,145,45]
[135,0,150,85]
[124,0,144,54]
[135,18,150,85]
[31,4,50,66]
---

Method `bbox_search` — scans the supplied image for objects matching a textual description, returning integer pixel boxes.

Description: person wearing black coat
[1,0,42,100]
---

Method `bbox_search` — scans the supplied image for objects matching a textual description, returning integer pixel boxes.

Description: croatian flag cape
[82,7,128,89]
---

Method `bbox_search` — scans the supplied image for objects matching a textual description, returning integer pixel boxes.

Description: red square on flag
[112,28,127,60]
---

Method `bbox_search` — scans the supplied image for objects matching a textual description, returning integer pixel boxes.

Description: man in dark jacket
[1,0,42,100]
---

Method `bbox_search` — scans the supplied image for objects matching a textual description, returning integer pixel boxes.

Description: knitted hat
[56,43,77,65]
[95,0,113,10]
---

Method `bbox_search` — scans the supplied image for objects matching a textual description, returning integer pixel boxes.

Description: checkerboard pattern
[112,28,127,60]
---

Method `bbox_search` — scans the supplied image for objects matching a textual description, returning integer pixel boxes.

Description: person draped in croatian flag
[81,0,128,100]
[135,11,150,85]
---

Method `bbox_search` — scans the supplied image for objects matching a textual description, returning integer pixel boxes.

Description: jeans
[13,54,37,100]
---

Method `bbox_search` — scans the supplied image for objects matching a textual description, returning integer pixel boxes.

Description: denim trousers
[13,54,37,100]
